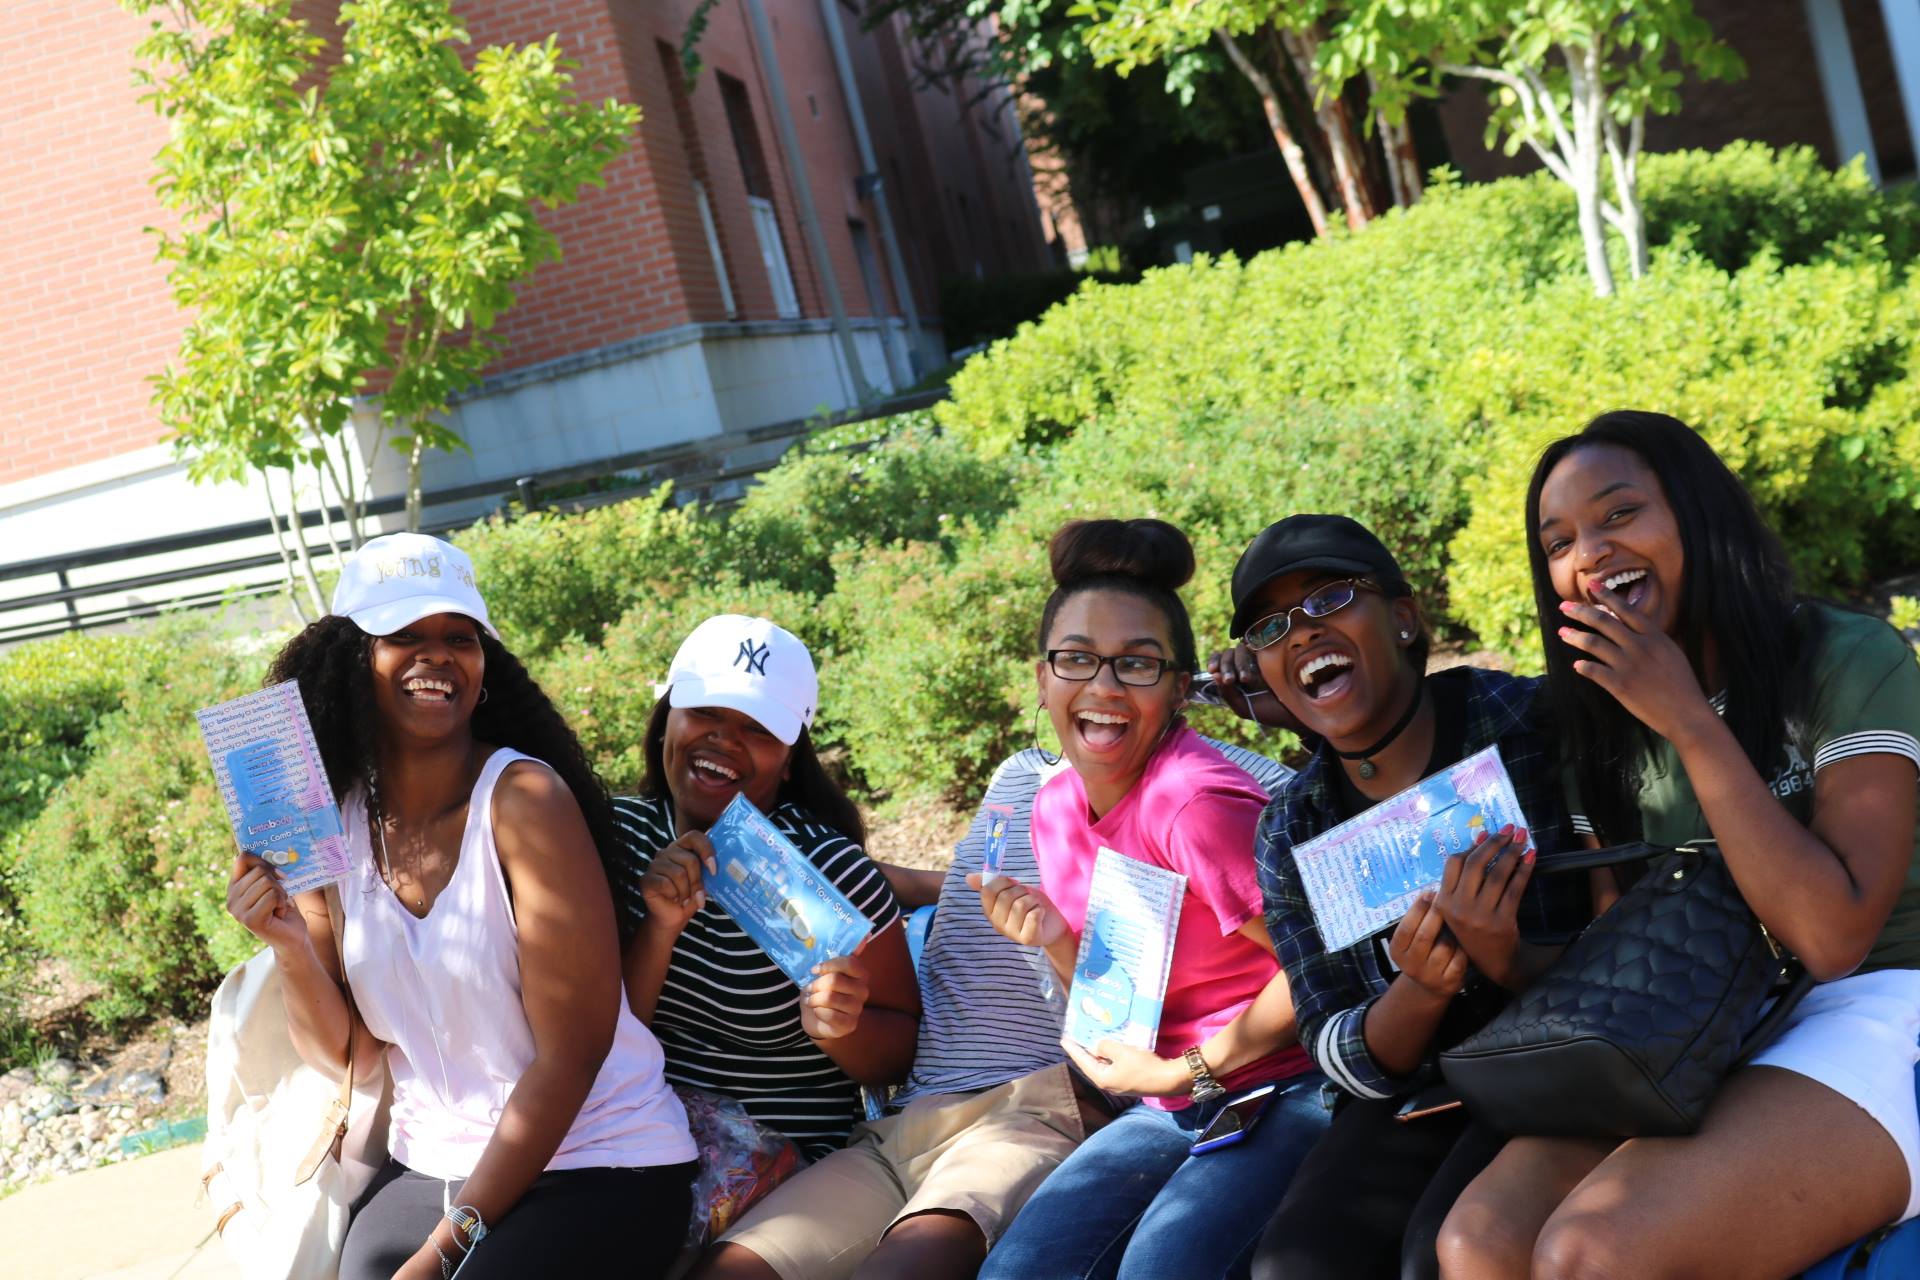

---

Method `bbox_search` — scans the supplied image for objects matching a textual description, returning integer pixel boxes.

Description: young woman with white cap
[223,533,696,1280]
[613,615,921,1161]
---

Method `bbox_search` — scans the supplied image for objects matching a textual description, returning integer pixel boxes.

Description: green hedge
[10,629,254,1029]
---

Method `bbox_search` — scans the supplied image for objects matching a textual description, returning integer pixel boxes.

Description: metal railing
[0,389,944,646]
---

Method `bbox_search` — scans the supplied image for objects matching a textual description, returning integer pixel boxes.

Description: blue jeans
[980,1071,1335,1280]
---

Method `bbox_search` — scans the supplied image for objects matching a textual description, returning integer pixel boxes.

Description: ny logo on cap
[735,638,771,676]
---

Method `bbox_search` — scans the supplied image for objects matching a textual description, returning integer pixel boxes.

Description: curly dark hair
[264,616,619,880]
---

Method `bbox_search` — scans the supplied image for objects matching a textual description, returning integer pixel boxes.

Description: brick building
[0,0,1050,596]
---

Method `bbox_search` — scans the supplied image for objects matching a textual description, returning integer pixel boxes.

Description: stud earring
[1399,631,1411,641]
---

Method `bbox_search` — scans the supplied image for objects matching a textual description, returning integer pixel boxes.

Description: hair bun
[1047,518,1196,593]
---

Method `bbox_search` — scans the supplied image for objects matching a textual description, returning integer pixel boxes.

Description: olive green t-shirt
[1570,605,1920,972]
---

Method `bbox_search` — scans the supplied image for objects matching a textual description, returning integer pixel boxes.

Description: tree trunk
[1277,25,1379,229]
[278,468,329,617]
[1266,28,1342,222]
[1215,28,1330,239]
[404,429,427,532]
[1606,115,1648,280]
[1370,75,1424,208]
[1566,47,1615,297]
[260,466,318,623]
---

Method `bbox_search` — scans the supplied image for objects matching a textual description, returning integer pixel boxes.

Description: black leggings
[340,1158,696,1280]
[1250,1097,1506,1280]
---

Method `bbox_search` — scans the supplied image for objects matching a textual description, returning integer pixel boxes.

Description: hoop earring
[478,686,490,705]
[1030,702,1060,767]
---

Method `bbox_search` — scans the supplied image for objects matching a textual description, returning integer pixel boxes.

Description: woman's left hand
[1061,1036,1191,1099]
[1557,584,1716,745]
[801,953,871,1041]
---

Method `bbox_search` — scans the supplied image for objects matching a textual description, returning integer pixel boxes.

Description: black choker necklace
[1334,682,1424,780]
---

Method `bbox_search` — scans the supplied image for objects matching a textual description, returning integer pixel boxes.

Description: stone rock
[121,1069,166,1106]
[39,1057,77,1087]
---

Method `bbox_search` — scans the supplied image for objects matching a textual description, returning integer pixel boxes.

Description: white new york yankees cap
[664,614,818,745]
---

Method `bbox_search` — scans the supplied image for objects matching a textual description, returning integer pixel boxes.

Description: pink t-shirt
[1032,724,1313,1109]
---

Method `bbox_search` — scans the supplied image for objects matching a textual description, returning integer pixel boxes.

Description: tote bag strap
[293,885,359,1186]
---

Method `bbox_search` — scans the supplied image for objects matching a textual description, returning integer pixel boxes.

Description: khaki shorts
[716,1063,1090,1280]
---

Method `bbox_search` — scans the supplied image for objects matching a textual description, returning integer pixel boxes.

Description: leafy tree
[867,0,1270,247]
[1068,0,1401,237]
[1322,0,1743,295]
[125,0,638,613]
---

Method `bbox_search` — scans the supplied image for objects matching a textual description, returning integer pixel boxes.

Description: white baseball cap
[331,532,496,638]
[664,614,818,745]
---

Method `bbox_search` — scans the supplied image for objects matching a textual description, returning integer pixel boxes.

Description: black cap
[1228,515,1409,637]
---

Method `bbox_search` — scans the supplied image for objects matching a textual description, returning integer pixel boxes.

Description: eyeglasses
[1046,649,1179,687]
[1242,578,1379,651]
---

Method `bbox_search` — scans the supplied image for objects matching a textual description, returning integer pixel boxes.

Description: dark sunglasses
[1242,578,1380,651]
[1046,649,1179,687]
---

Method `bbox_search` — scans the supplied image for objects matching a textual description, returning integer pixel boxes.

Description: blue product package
[702,793,874,989]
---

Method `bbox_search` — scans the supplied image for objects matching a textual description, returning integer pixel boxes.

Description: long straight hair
[638,696,867,846]
[1524,411,1814,842]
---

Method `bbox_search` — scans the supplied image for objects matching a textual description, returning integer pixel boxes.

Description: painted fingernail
[1559,600,1575,613]
[1524,849,1537,864]
[1515,827,1528,844]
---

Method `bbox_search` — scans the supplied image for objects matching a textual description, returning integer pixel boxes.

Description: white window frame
[749,196,801,319]
[693,180,738,318]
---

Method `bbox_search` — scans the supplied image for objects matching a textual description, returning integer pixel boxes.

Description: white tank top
[339,749,694,1180]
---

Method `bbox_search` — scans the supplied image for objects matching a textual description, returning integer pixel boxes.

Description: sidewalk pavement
[0,1145,237,1279]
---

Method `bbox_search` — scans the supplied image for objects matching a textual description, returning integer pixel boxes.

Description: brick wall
[0,3,186,485]
[0,0,1060,492]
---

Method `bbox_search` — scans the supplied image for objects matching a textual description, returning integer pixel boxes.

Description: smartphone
[1189,1082,1278,1155]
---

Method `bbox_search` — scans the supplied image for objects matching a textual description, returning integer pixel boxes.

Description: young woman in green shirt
[1438,411,1920,1280]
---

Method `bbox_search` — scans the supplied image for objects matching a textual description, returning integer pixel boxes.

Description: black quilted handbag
[1438,841,1809,1138]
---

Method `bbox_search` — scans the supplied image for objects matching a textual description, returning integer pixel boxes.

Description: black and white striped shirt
[895,737,1293,1106]
[609,793,902,1159]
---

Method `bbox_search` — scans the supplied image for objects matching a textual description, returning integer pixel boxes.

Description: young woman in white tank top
[225,534,696,1280]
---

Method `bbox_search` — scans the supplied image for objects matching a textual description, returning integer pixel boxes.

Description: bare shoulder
[492,757,578,826]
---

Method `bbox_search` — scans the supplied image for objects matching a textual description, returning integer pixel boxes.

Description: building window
[751,198,802,319]
[720,72,802,319]
[656,40,738,319]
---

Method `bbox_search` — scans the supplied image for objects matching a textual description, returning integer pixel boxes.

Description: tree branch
[1441,63,1576,186]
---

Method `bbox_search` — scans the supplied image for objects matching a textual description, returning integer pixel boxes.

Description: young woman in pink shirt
[973,518,1330,1280]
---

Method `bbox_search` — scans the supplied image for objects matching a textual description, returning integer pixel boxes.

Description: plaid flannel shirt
[1256,667,1590,1101]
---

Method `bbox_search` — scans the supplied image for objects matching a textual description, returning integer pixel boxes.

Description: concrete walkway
[0,1145,236,1279]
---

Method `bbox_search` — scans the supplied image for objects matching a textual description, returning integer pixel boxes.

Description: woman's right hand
[966,872,1067,948]
[641,831,715,936]
[226,853,309,955]
[1204,645,1304,732]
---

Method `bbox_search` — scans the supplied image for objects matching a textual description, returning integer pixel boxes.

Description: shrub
[1444,256,1920,661]
[457,485,708,657]
[722,414,1027,599]
[0,629,180,857]
[933,145,1919,458]
[824,403,1470,799]
[11,630,255,1028]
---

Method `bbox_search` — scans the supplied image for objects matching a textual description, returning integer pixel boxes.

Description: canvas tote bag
[201,888,390,1280]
